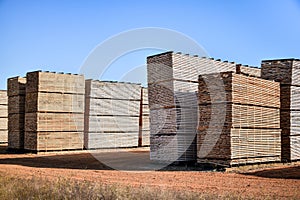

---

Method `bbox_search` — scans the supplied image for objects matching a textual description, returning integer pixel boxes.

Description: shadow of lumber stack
[84,80,141,149]
[0,90,8,143]
[7,77,26,150]
[197,72,281,166]
[138,87,150,146]
[261,59,300,162]
[24,71,85,152]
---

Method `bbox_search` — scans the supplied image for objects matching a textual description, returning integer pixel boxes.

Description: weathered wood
[8,130,24,149]
[236,64,261,77]
[24,131,84,151]
[25,113,84,132]
[198,72,281,166]
[261,59,300,85]
[8,96,25,114]
[7,77,26,97]
[261,59,300,161]
[7,77,26,149]
[198,72,280,108]
[26,92,84,113]
[26,71,85,94]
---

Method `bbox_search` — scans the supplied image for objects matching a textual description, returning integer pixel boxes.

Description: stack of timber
[236,64,261,77]
[24,71,85,152]
[84,80,141,149]
[147,52,262,162]
[7,77,26,149]
[139,87,150,146]
[0,90,8,143]
[198,72,281,166]
[261,59,300,161]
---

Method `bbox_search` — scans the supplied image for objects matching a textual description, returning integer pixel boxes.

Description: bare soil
[0,145,299,199]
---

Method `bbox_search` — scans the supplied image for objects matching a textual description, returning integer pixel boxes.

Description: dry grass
[0,173,263,200]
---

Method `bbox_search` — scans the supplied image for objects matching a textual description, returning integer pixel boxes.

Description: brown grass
[0,173,266,200]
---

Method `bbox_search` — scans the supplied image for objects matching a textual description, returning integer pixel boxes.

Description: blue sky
[0,0,300,89]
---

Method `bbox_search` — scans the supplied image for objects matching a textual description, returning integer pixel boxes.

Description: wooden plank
[0,130,8,143]
[26,71,85,94]
[8,130,24,149]
[236,65,261,77]
[25,112,84,132]
[85,132,138,149]
[24,131,83,151]
[261,59,300,85]
[85,80,141,100]
[85,115,139,132]
[7,77,26,97]
[8,96,25,114]
[0,90,7,105]
[26,92,84,113]
[86,98,140,116]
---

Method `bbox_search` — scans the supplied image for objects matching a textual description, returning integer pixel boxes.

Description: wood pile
[139,87,150,146]
[236,64,261,77]
[24,71,85,152]
[198,72,281,166]
[147,52,262,162]
[0,90,8,143]
[262,59,300,161]
[148,52,202,162]
[7,77,26,149]
[84,80,141,149]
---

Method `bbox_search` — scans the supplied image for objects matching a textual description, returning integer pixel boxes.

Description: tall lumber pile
[0,90,8,143]
[139,87,150,146]
[24,71,85,152]
[7,77,26,150]
[147,52,244,162]
[198,72,281,166]
[261,59,300,161]
[84,80,141,149]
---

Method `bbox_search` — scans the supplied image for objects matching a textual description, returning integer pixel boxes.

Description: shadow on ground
[242,165,300,179]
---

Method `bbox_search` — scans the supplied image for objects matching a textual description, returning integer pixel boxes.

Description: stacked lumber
[147,52,262,162]
[149,53,243,162]
[198,72,281,166]
[24,71,85,152]
[84,80,141,149]
[236,64,261,77]
[138,87,150,146]
[0,90,8,143]
[7,77,26,149]
[261,59,300,161]
[148,52,203,162]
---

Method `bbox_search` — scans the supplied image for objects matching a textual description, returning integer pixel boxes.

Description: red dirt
[0,146,299,199]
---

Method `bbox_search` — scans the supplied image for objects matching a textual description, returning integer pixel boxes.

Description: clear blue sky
[1,0,300,89]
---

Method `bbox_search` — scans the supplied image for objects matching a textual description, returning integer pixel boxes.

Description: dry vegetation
[0,173,242,200]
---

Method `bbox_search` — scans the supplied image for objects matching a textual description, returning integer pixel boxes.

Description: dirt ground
[0,145,299,199]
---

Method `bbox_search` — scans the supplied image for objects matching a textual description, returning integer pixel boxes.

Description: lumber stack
[24,71,85,152]
[147,52,262,162]
[84,80,141,149]
[236,64,261,77]
[7,77,26,149]
[139,87,150,146]
[198,72,281,166]
[0,90,8,143]
[148,52,210,162]
[261,59,300,161]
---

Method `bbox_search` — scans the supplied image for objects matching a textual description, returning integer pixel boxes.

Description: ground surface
[0,145,299,199]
